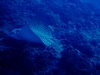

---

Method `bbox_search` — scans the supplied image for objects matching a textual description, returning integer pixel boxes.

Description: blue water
[0,0,100,75]
[82,0,100,8]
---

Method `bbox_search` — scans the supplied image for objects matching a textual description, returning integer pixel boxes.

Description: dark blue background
[0,0,100,75]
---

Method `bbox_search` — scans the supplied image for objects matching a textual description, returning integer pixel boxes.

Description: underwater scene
[0,0,100,75]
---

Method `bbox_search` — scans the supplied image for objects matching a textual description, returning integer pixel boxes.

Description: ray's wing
[29,18,63,57]
[29,18,53,46]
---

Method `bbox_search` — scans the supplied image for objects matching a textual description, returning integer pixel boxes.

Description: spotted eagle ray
[8,17,63,57]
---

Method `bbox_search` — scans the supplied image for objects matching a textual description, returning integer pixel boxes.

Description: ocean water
[0,0,100,75]
[81,0,100,8]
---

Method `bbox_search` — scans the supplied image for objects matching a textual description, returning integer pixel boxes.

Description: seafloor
[0,0,100,75]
